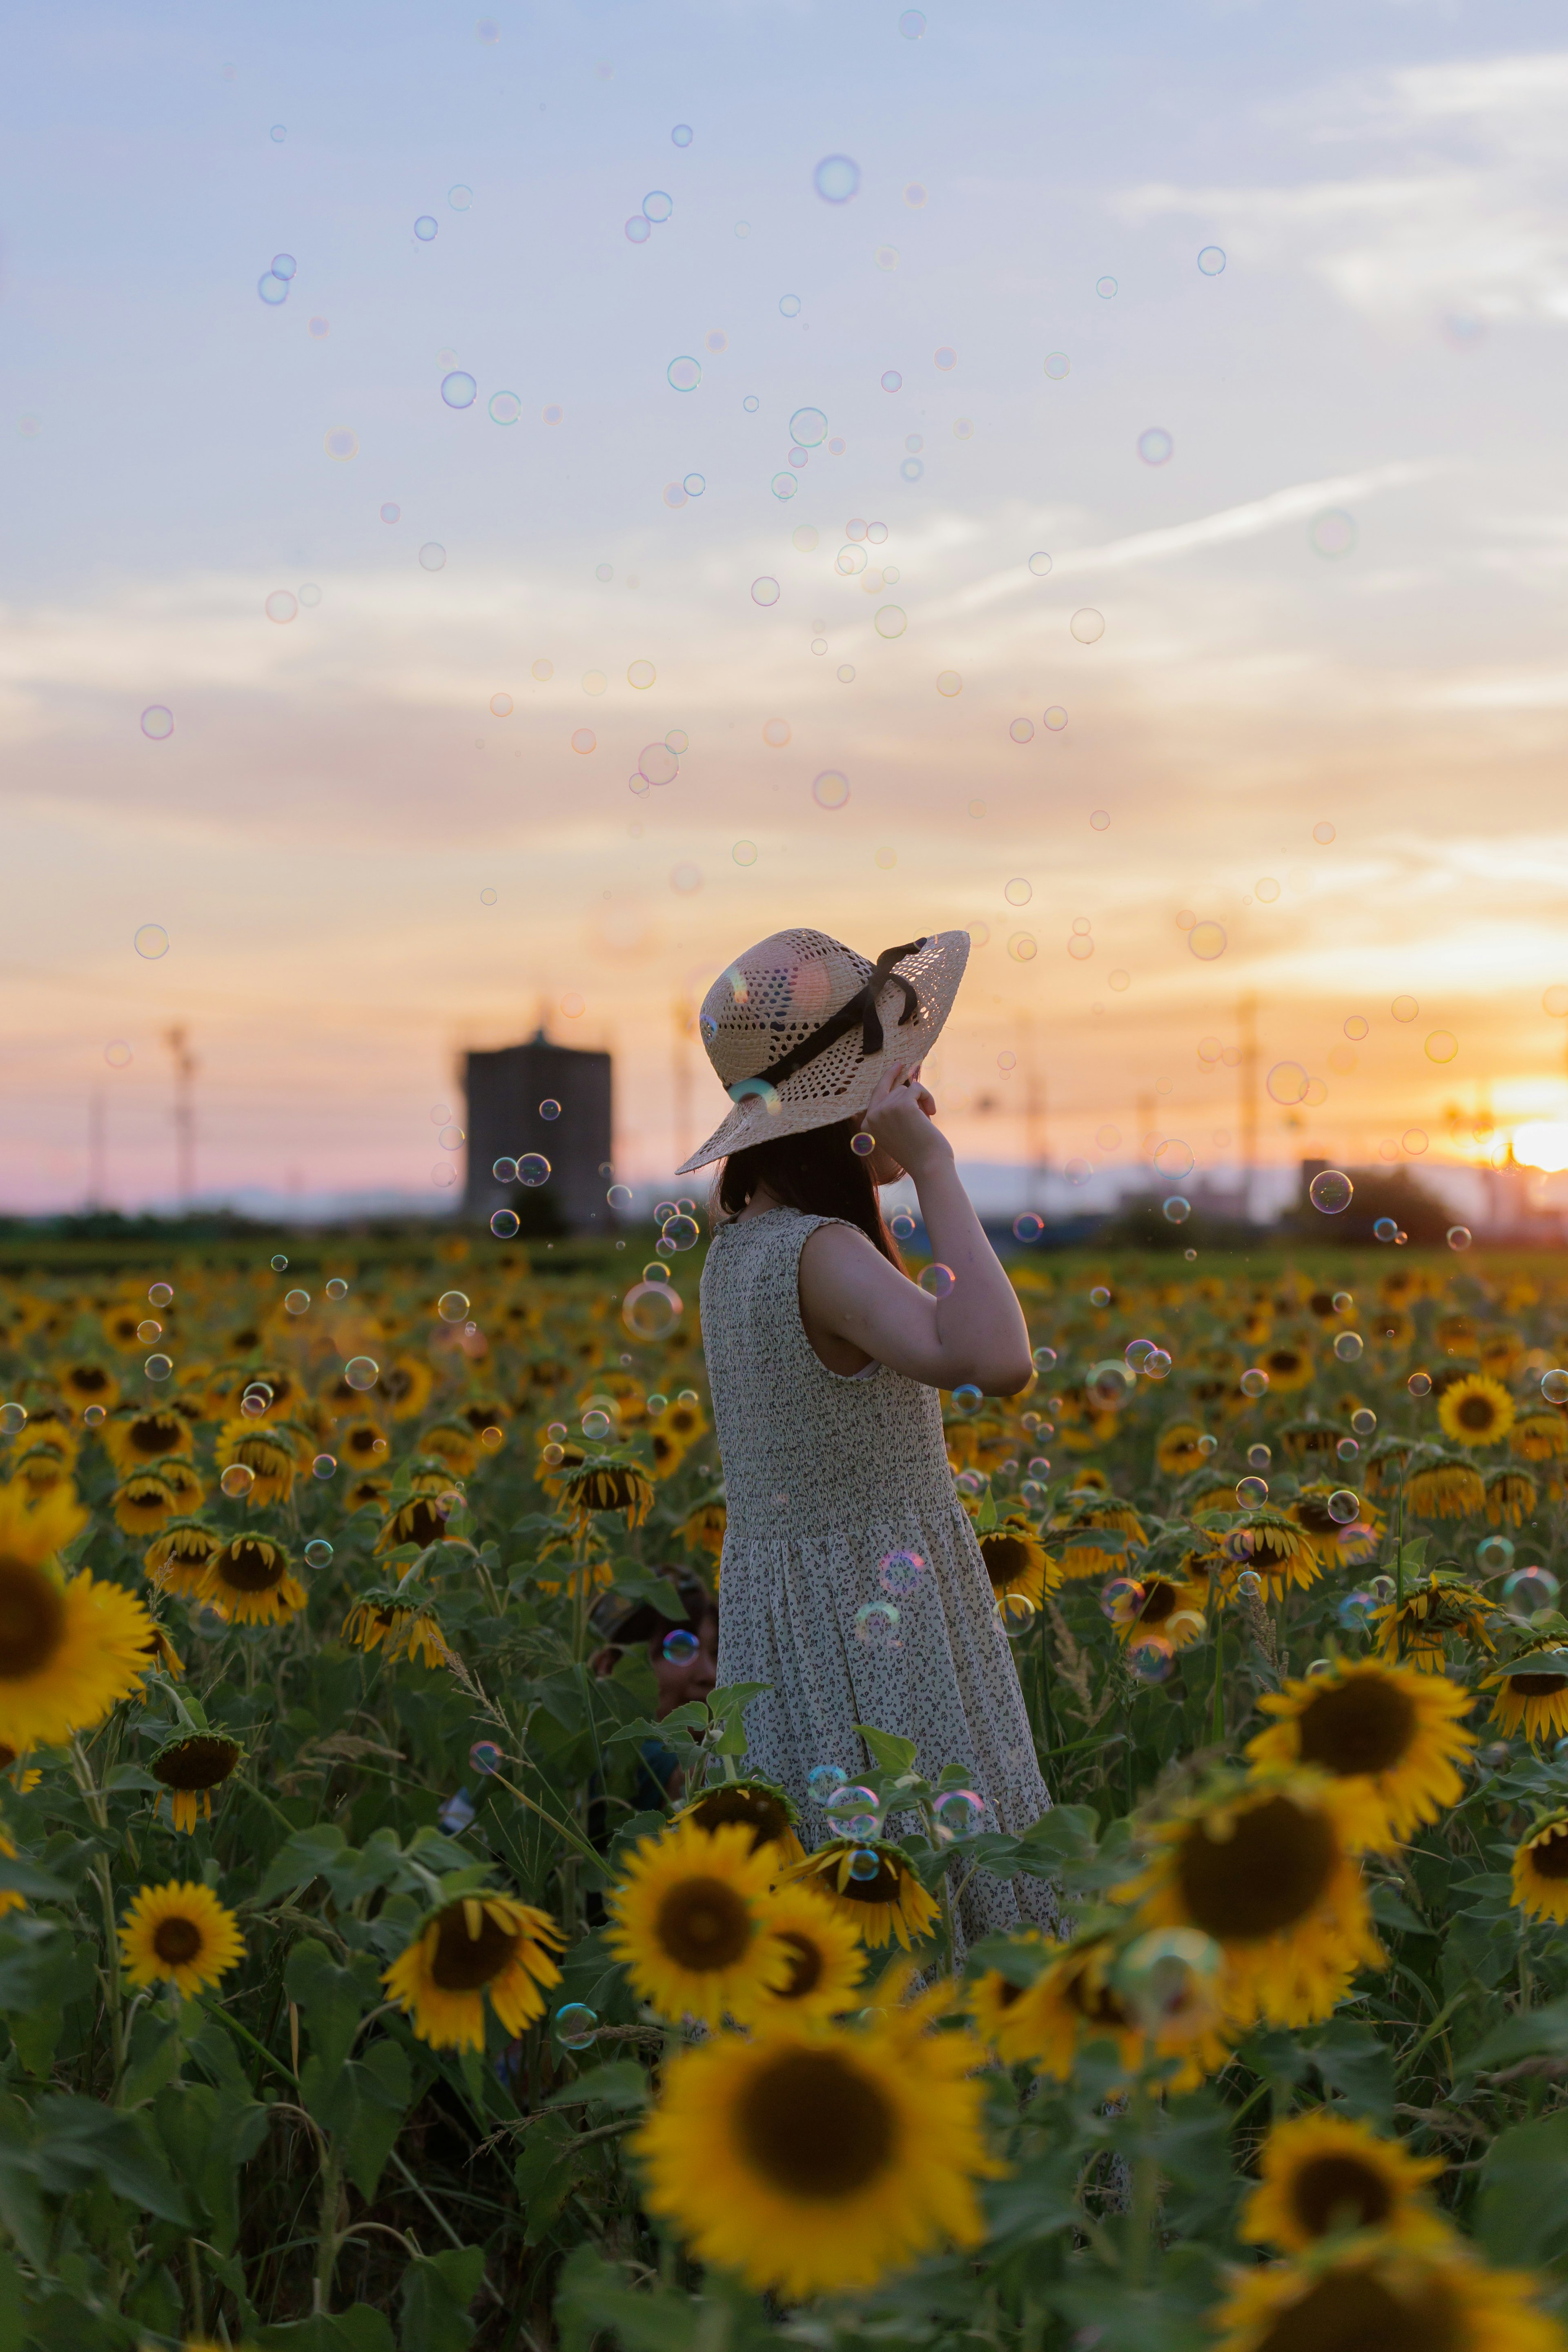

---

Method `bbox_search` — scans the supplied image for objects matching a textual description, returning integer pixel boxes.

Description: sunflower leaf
[399,2245,486,2352]
[854,1725,919,1777]
[1474,2110,1568,2267]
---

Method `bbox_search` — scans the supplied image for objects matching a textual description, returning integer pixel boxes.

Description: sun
[633,2008,1000,2299]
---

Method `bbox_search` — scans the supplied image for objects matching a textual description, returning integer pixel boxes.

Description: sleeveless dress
[699,1207,1058,1954]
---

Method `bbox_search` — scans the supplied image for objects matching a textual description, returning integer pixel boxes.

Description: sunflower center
[130,1416,180,1457]
[655,1875,753,1970]
[73,1368,109,1394]
[835,1854,899,1903]
[982,1535,1031,1589]
[1290,2152,1394,2236]
[431,1907,517,1991]
[1066,1958,1129,2029]
[736,2048,895,2199]
[217,1540,283,1593]
[1139,1583,1179,1626]
[154,1735,240,1792]
[1176,1795,1336,1940]
[1253,2266,1448,2352]
[1457,1395,1496,1430]
[688,1788,790,1851]
[1295,1498,1339,1536]
[404,1499,445,1546]
[0,1559,67,1681]
[777,1931,824,1998]
[1510,1673,1568,1697]
[1530,1827,1568,1880]
[1297,1676,1417,1777]
[153,1916,203,1965]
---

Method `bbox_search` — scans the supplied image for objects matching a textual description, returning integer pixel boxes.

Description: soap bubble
[514,1154,550,1189]
[1312,509,1356,557]
[1477,1534,1515,1575]
[312,1453,337,1479]
[1541,1369,1568,1404]
[880,370,902,393]
[1267,1061,1309,1107]
[1028,552,1053,576]
[1236,1476,1268,1508]
[490,1209,521,1238]
[219,1464,255,1499]
[1503,1566,1561,1614]
[140,706,174,741]
[265,589,298,624]
[1100,1577,1145,1624]
[814,154,861,204]
[1138,427,1173,465]
[344,1356,379,1391]
[751,577,780,607]
[1374,1217,1398,1243]
[1350,1408,1376,1437]
[1154,1138,1194,1180]
[918,1263,955,1298]
[1013,1212,1045,1242]
[1188,920,1227,961]
[1236,1569,1263,1599]
[437,1290,470,1323]
[1163,1196,1190,1225]
[1131,1639,1174,1684]
[1447,1225,1472,1252]
[1000,1592,1036,1638]
[1240,1368,1269,1398]
[1408,1372,1433,1397]
[933,1789,985,1836]
[1336,1590,1375,1632]
[257,271,289,305]
[790,406,828,447]
[419,543,447,570]
[643,190,673,223]
[874,605,906,638]
[304,1539,334,1569]
[813,769,850,810]
[898,7,926,33]
[1119,1927,1223,2032]
[1327,1490,1360,1524]
[470,1740,503,1776]
[639,742,679,786]
[808,1764,847,1805]
[663,1628,699,1665]
[489,390,521,425]
[556,2004,599,2049]
[134,924,169,959]
[1309,1169,1353,1214]
[144,1354,173,1382]
[1334,1332,1364,1362]
[848,1848,881,1881]
[878,1549,924,1598]
[1071,608,1105,644]
[283,1289,310,1315]
[667,356,702,392]
[1197,246,1226,274]
[441,370,477,409]
[623,1282,683,1340]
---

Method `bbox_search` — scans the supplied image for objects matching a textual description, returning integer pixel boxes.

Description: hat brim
[675,929,971,1174]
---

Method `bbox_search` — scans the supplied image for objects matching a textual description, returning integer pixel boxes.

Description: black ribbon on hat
[747,939,929,1092]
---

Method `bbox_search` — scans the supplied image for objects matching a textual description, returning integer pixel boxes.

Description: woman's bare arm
[796,1063,1033,1394]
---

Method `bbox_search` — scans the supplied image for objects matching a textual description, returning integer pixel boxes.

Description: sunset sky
[4,0,1568,1216]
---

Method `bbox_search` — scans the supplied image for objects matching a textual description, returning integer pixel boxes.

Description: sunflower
[142,1619,184,1677]
[143,1519,222,1599]
[1240,2111,1446,2255]
[654,1396,708,1449]
[214,1421,298,1508]
[787,1840,943,1953]
[562,1461,654,1532]
[418,1420,481,1477]
[1363,1436,1419,1499]
[382,1356,436,1421]
[1478,1327,1525,1379]
[681,1495,727,1557]
[343,1472,391,1513]
[1512,1409,1567,1463]
[343,1593,454,1668]
[1221,1510,1321,1596]
[1119,1769,1384,2030]
[1156,1422,1211,1477]
[1483,1466,1537,1526]
[110,1469,186,1537]
[1372,1574,1497,1673]
[151,1732,243,1832]
[1279,1419,1347,1467]
[1481,1640,1568,1745]
[1509,1809,1568,1924]
[1405,1456,1487,1519]
[1207,2235,1564,2352]
[978,1519,1059,1608]
[1260,1342,1314,1393]
[632,2005,999,2299]
[1248,1660,1474,1848]
[674,1777,806,1867]
[101,1408,193,1476]
[197,1536,307,1629]
[1118,1572,1207,1653]
[1438,1374,1515,1450]
[0,1486,151,1746]
[10,1444,74,1497]
[1049,1498,1146,1581]
[383,1894,562,2050]
[61,1361,118,1409]
[1286,1487,1385,1568]
[606,1820,791,2025]
[456,1394,512,1435]
[750,1884,867,2022]
[649,1426,691,1479]
[118,1881,245,1996]
[336,1417,390,1470]
[966,1931,1055,2065]
[20,1407,78,1460]
[374,1492,456,1552]
[1183,1476,1245,1518]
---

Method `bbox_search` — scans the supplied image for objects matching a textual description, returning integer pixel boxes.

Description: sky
[5,0,1568,1218]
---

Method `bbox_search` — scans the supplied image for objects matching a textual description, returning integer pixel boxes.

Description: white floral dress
[699,1208,1058,1952]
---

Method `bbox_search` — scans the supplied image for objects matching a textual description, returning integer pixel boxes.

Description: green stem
[1125,2076,1158,2289]
[313,2140,343,2312]
[1210,1624,1227,1748]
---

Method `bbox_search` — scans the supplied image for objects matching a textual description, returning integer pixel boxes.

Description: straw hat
[676,928,970,1174]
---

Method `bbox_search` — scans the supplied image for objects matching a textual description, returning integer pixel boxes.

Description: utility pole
[1021,1013,1047,1208]
[164,1027,197,1211]
[87,1088,106,1213]
[672,997,694,1178]
[1238,992,1259,1224]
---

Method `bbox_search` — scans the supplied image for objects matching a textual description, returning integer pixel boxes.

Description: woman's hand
[856,1062,949,1187]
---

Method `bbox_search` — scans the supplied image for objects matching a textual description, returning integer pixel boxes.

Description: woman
[679,926,1056,1948]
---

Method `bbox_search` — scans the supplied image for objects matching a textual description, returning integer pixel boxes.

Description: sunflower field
[1,1231,1568,2352]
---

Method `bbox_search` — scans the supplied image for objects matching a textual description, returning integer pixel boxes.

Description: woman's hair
[714,1116,904,1266]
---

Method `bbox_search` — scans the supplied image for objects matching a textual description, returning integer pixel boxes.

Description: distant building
[462,1032,614,1233]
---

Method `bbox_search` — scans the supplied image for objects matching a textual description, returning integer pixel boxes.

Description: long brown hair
[715,1117,903,1266]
